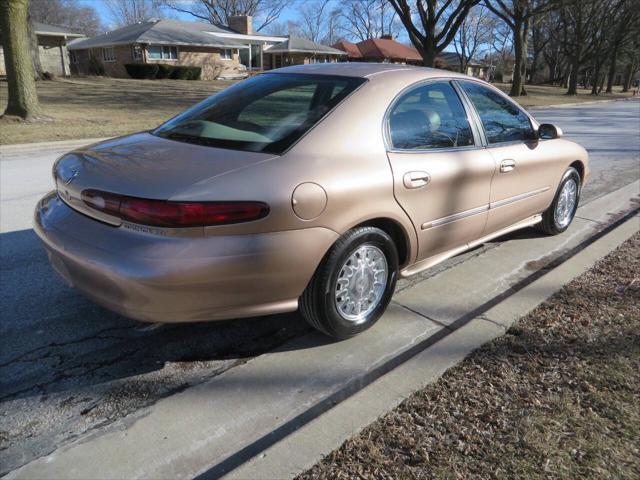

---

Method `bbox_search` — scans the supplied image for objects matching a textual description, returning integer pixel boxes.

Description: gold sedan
[35,63,588,339]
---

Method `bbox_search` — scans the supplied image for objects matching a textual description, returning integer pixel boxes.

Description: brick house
[332,37,489,79]
[67,17,344,80]
[0,22,84,77]
[265,37,346,69]
[333,37,423,65]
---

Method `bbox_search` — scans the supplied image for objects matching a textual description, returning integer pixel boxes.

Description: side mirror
[538,123,563,140]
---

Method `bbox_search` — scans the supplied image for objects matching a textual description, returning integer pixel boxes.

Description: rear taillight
[81,189,269,227]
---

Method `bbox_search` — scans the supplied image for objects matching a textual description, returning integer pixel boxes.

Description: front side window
[388,81,474,150]
[460,81,534,144]
[148,45,178,60]
[102,47,116,62]
[131,44,142,61]
[153,73,365,154]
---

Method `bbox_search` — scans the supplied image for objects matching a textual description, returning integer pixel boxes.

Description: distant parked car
[36,63,588,339]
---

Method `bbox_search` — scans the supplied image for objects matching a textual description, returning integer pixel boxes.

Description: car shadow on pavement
[0,229,322,404]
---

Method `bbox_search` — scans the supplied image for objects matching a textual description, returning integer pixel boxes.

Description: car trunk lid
[54,132,278,226]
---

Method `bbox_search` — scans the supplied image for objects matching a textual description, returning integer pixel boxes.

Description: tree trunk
[530,50,540,84]
[567,58,580,95]
[28,15,42,79]
[621,63,633,92]
[0,0,39,120]
[510,20,527,96]
[545,56,557,84]
[605,44,619,93]
[591,62,601,95]
[422,49,437,68]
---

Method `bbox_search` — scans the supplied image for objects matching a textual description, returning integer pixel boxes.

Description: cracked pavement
[1,99,639,476]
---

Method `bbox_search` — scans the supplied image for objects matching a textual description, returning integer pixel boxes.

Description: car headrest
[390,109,438,149]
[422,107,441,132]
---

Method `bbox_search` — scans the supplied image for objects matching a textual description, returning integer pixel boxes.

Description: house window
[69,51,78,64]
[102,47,116,62]
[131,45,142,61]
[147,45,178,60]
[220,49,233,60]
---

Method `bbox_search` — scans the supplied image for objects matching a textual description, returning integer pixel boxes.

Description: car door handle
[403,171,431,189]
[500,159,516,173]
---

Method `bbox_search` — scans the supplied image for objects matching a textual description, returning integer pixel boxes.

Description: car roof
[270,62,473,82]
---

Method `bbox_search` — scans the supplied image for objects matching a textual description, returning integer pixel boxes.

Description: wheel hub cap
[554,178,578,228]
[334,245,388,324]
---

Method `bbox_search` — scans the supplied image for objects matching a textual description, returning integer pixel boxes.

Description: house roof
[266,36,347,55]
[354,38,422,62]
[331,40,363,58]
[438,51,486,68]
[33,22,84,38]
[68,19,247,50]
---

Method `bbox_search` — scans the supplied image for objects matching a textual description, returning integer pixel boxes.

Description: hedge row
[124,63,201,80]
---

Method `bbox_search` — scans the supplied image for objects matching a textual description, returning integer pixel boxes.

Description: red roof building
[332,36,422,65]
[331,40,363,59]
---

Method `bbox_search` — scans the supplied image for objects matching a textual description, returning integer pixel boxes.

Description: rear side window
[460,81,534,144]
[153,73,365,154]
[388,81,474,150]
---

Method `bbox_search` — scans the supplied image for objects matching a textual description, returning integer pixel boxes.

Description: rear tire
[300,227,398,339]
[539,167,581,235]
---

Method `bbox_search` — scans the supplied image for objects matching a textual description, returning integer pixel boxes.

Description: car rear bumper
[34,192,338,323]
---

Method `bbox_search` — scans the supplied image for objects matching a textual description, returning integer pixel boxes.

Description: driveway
[1,99,639,475]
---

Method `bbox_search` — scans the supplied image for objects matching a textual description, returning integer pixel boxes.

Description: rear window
[153,73,366,154]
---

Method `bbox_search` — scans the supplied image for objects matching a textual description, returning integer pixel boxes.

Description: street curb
[224,212,639,480]
[0,137,110,156]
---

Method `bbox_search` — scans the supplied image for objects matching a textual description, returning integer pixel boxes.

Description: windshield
[153,73,366,154]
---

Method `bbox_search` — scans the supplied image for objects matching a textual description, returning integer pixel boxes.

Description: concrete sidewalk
[5,181,639,480]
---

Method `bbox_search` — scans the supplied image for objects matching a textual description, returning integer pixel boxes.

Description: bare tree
[480,11,512,81]
[338,0,400,41]
[29,0,102,36]
[620,39,640,92]
[453,4,491,72]
[603,0,639,93]
[528,12,553,83]
[1,0,39,120]
[104,0,163,27]
[292,0,343,44]
[483,0,557,96]
[586,0,629,95]
[559,0,608,95]
[298,0,331,42]
[164,0,289,31]
[388,0,481,67]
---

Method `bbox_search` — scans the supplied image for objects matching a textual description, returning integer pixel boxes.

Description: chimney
[380,34,393,40]
[228,15,253,35]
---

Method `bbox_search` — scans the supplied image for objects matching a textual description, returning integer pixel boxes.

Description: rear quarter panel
[174,75,424,266]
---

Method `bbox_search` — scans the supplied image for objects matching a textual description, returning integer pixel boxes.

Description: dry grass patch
[0,77,632,145]
[300,232,640,480]
[0,77,236,145]
[493,83,633,108]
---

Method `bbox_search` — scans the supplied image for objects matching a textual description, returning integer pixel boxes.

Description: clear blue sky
[77,0,428,49]
[78,0,299,30]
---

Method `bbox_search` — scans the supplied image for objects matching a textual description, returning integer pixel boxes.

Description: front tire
[539,167,581,235]
[300,227,398,339]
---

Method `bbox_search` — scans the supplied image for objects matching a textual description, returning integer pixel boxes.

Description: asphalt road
[1,99,639,475]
